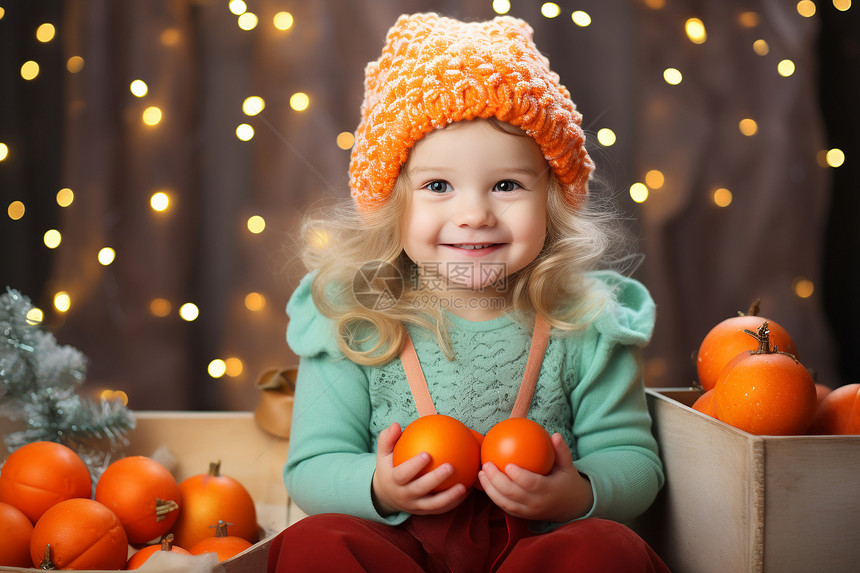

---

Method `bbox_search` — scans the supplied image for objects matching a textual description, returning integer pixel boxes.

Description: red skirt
[267,491,670,572]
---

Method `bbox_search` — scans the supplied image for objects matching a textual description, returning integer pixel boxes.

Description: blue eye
[425,180,451,193]
[494,180,521,192]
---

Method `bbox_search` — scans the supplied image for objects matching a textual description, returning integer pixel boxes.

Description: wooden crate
[631,389,860,573]
[0,412,291,573]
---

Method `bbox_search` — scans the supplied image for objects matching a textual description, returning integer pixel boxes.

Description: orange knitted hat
[349,12,594,211]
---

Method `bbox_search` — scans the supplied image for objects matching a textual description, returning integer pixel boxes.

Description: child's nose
[454,192,497,228]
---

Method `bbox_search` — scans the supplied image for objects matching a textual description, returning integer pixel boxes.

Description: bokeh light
[540,3,561,18]
[247,215,266,234]
[150,298,172,317]
[777,59,796,77]
[142,106,163,125]
[336,132,355,150]
[596,128,617,147]
[225,357,244,377]
[492,0,511,14]
[793,277,815,298]
[0,142,8,161]
[685,18,707,44]
[228,0,247,15]
[290,92,310,111]
[630,183,649,203]
[130,80,148,97]
[43,229,62,249]
[243,96,265,116]
[713,188,733,207]
[57,187,74,207]
[7,200,25,220]
[663,68,683,85]
[66,56,85,73]
[571,11,592,27]
[150,191,170,212]
[738,118,758,136]
[36,23,56,43]
[53,291,71,313]
[238,12,258,30]
[244,292,266,311]
[98,247,116,266]
[179,302,199,321]
[273,11,294,30]
[21,61,40,80]
[796,1,816,17]
[208,359,227,378]
[645,170,665,189]
[826,148,845,167]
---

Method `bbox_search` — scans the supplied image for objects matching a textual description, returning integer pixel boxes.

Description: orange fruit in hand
[481,417,554,475]
[696,302,797,391]
[393,414,480,492]
[808,383,860,435]
[713,322,816,435]
[0,501,34,567]
[0,441,91,524]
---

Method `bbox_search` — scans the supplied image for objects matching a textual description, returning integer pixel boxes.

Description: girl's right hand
[371,423,470,516]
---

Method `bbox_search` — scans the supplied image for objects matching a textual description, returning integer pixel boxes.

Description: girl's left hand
[477,432,594,522]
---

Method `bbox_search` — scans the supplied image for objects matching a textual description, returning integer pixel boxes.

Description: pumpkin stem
[39,544,56,570]
[155,497,180,521]
[744,322,800,362]
[210,519,234,537]
[208,460,222,477]
[160,533,176,552]
[740,298,761,317]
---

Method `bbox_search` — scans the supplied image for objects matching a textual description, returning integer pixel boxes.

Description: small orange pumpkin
[0,501,34,567]
[188,520,253,562]
[29,498,128,570]
[95,455,181,545]
[125,533,191,569]
[0,441,91,524]
[169,461,257,549]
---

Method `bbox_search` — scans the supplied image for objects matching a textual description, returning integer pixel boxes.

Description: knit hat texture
[349,12,594,211]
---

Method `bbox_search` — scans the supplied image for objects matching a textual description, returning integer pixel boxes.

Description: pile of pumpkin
[693,302,859,436]
[0,442,258,570]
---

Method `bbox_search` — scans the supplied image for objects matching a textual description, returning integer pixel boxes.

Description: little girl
[268,13,670,573]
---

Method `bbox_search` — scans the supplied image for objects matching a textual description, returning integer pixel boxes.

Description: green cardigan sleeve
[568,272,664,523]
[283,274,409,525]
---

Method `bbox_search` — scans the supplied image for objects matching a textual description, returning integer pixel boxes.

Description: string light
[273,11,294,31]
[242,96,265,116]
[663,68,682,85]
[793,277,815,298]
[98,247,116,266]
[7,200,25,220]
[571,11,592,27]
[244,292,266,311]
[290,92,310,111]
[247,215,266,234]
[541,3,561,18]
[753,39,769,56]
[630,183,649,203]
[777,59,796,77]
[149,298,172,317]
[228,0,247,15]
[179,302,199,321]
[43,229,62,249]
[826,148,845,167]
[236,123,254,141]
[130,80,148,97]
[142,106,163,125]
[713,188,733,207]
[66,56,85,73]
[56,187,74,207]
[53,291,71,313]
[738,118,758,136]
[596,128,617,147]
[150,191,170,211]
[36,23,56,43]
[208,359,227,378]
[645,170,665,189]
[684,18,707,44]
[21,61,40,81]
[237,12,258,30]
[796,1,817,17]
[492,0,511,14]
[336,132,355,150]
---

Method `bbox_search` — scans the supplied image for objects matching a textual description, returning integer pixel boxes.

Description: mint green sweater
[283,270,664,527]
